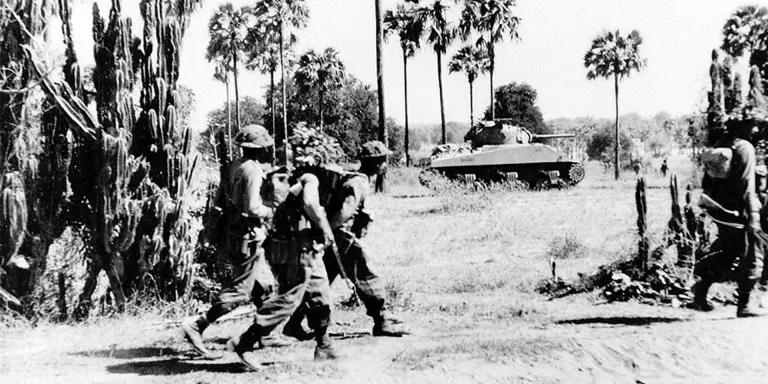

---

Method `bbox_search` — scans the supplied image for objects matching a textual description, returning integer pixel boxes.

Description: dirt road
[2,295,766,384]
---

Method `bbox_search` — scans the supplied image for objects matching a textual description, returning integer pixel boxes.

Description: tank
[429,120,586,189]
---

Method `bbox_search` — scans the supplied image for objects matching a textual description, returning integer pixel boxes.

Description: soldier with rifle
[227,165,339,370]
[694,117,767,317]
[181,125,279,359]
[281,136,407,339]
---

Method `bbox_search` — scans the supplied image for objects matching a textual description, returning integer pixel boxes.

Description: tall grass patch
[547,231,588,259]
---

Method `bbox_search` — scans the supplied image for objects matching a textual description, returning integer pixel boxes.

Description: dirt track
[2,295,767,384]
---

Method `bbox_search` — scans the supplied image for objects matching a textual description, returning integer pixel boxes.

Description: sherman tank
[429,120,586,189]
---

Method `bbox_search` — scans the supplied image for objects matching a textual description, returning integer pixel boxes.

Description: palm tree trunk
[233,48,241,133]
[437,52,446,144]
[225,76,232,158]
[270,68,276,163]
[403,50,410,167]
[489,37,495,120]
[280,22,289,165]
[614,71,620,180]
[469,79,474,128]
[319,89,324,132]
[375,0,387,146]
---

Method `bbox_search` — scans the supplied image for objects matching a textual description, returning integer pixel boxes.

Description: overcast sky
[71,0,758,130]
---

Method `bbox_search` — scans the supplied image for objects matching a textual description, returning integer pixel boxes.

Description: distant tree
[459,0,520,120]
[384,3,423,166]
[212,60,233,157]
[294,48,346,131]
[721,6,768,98]
[252,0,310,164]
[207,3,252,133]
[199,96,268,160]
[483,82,548,134]
[449,44,490,128]
[584,29,646,180]
[587,124,633,170]
[721,5,768,59]
[415,0,456,144]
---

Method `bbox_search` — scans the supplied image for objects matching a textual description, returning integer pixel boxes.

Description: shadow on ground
[107,358,248,375]
[555,316,688,326]
[73,347,185,359]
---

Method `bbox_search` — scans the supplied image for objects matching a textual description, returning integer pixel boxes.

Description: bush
[586,125,634,170]
[547,232,587,259]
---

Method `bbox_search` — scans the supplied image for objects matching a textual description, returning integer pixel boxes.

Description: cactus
[635,177,648,271]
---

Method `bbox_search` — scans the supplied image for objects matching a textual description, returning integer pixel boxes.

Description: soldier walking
[284,140,407,338]
[694,118,767,317]
[227,167,339,370]
[181,125,277,359]
[358,141,390,194]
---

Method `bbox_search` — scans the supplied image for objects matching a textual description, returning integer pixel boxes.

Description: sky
[69,0,763,131]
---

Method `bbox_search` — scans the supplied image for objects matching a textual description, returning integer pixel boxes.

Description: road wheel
[533,179,549,191]
[568,163,586,185]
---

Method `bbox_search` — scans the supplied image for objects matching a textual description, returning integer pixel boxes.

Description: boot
[258,331,294,349]
[181,315,222,360]
[688,280,714,312]
[282,314,314,341]
[373,316,408,337]
[313,327,338,361]
[737,289,768,318]
[227,327,262,371]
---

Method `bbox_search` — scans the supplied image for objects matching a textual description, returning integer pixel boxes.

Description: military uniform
[695,128,766,317]
[182,125,275,359]
[228,172,337,369]
[358,141,390,194]
[285,166,404,337]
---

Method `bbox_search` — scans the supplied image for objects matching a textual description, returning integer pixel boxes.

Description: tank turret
[430,120,585,189]
[465,119,576,148]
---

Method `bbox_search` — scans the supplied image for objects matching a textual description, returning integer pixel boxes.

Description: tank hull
[430,144,585,187]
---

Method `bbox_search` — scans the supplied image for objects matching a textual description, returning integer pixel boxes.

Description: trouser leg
[302,250,336,360]
[334,234,386,319]
[737,231,766,316]
[206,239,264,323]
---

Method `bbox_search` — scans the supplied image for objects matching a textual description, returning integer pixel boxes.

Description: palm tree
[416,0,456,144]
[294,48,346,131]
[384,4,423,166]
[375,0,387,148]
[721,5,768,59]
[459,0,520,120]
[253,0,310,164]
[449,44,490,128]
[246,20,282,160]
[207,3,251,133]
[213,59,233,158]
[584,30,646,180]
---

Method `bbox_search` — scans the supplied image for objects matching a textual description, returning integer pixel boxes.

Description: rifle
[290,178,359,301]
[699,193,768,243]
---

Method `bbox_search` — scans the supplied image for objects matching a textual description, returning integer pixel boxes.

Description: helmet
[289,124,344,168]
[359,141,391,159]
[235,124,274,148]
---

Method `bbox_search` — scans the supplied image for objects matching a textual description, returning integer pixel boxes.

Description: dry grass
[4,153,733,383]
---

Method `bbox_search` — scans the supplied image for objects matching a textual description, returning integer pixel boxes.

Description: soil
[2,295,766,384]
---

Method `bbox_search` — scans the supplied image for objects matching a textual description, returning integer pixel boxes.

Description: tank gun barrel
[530,133,576,139]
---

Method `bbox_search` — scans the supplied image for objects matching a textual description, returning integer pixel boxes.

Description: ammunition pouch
[350,209,373,238]
[266,230,324,265]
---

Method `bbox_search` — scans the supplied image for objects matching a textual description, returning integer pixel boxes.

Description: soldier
[283,145,407,338]
[227,166,339,370]
[694,118,767,317]
[358,141,390,194]
[181,125,277,359]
